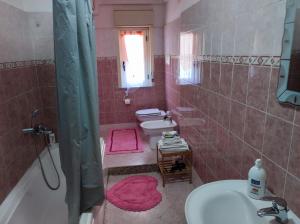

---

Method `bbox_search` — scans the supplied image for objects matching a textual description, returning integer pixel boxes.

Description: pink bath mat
[105,128,144,155]
[106,175,162,211]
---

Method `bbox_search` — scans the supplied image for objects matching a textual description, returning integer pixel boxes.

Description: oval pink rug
[106,175,162,211]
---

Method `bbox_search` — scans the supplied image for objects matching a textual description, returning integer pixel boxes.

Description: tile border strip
[167,55,281,67]
[0,59,54,70]
[97,55,165,61]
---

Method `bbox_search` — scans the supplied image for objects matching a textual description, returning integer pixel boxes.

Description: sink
[185,180,300,224]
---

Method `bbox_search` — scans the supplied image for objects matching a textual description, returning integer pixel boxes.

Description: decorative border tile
[97,55,165,61]
[170,55,281,67]
[0,59,54,70]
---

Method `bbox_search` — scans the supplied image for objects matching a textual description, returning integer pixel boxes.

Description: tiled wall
[97,56,166,124]
[0,1,57,204]
[165,0,300,215]
[36,63,58,134]
[0,61,57,203]
[94,2,166,124]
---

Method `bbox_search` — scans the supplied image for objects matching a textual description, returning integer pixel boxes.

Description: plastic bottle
[247,159,266,199]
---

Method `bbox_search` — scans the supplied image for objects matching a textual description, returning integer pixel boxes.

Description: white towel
[160,147,189,152]
[158,138,189,151]
[161,136,181,145]
[162,131,178,138]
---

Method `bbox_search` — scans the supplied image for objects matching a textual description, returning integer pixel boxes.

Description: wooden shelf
[157,146,192,187]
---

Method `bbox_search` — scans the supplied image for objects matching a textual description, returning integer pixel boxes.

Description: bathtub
[0,141,105,224]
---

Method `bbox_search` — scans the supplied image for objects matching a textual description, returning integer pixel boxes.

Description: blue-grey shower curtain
[53,0,105,223]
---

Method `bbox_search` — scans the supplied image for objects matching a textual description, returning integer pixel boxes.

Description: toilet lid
[136,108,161,116]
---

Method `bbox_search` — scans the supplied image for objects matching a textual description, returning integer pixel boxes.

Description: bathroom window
[118,27,152,88]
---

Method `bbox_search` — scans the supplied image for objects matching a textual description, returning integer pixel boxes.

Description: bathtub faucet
[257,196,289,224]
[22,124,52,136]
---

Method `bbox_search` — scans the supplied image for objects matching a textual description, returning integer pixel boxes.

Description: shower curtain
[53,0,105,223]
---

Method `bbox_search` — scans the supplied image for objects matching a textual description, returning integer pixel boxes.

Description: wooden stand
[157,145,192,187]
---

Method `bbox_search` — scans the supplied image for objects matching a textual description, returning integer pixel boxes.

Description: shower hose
[31,118,61,191]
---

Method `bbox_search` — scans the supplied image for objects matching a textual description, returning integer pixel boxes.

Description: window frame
[116,26,153,89]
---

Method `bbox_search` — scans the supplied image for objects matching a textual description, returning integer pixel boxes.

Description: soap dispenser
[247,159,266,200]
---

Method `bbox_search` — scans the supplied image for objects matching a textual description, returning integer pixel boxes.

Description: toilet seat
[135,108,166,122]
[136,108,161,116]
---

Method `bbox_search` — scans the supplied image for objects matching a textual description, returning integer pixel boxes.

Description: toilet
[140,120,177,149]
[135,108,166,122]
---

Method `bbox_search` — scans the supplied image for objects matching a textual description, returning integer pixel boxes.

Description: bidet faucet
[257,196,289,224]
[164,111,172,123]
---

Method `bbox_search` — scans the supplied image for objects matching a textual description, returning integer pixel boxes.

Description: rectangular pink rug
[105,128,144,155]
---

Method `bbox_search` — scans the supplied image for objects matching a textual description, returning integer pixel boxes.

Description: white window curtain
[119,30,148,88]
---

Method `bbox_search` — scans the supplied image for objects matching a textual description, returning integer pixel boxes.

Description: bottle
[247,159,266,199]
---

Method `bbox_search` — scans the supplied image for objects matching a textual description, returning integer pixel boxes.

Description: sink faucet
[257,196,289,224]
[164,111,172,123]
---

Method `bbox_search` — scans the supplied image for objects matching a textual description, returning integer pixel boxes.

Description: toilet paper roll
[124,98,131,105]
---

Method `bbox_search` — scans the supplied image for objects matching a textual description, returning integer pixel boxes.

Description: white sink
[185,180,300,224]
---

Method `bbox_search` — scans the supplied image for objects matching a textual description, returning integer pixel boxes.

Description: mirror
[277,0,300,105]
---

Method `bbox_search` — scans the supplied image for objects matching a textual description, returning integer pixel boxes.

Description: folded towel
[159,146,189,152]
[161,136,180,140]
[159,144,188,149]
[162,131,178,138]
[161,139,182,145]
[137,108,160,115]
[158,138,189,152]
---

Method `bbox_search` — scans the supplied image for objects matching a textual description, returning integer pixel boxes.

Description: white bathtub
[0,142,104,224]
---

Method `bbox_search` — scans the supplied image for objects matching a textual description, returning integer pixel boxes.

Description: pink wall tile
[0,62,57,204]
[208,92,219,122]
[267,68,295,122]
[262,116,292,169]
[229,101,246,138]
[244,107,265,151]
[98,56,166,124]
[209,62,220,92]
[285,174,300,215]
[218,96,230,129]
[295,108,300,126]
[287,126,300,179]
[247,66,271,111]
[263,157,286,196]
[201,62,210,88]
[227,134,243,173]
[241,144,261,178]
[231,65,249,104]
[220,63,233,97]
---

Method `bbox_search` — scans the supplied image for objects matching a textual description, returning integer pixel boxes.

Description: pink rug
[106,175,162,211]
[105,128,144,155]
